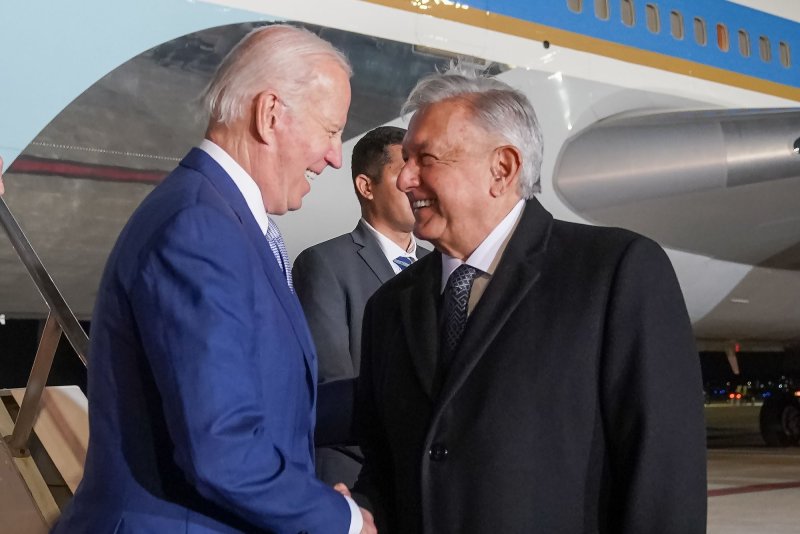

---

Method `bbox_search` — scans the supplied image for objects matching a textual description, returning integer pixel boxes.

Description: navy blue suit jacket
[53,149,351,533]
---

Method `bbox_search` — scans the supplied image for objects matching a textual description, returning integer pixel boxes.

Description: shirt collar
[198,139,271,236]
[361,217,418,263]
[441,199,525,292]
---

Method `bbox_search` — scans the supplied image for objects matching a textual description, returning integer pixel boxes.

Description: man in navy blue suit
[54,25,376,534]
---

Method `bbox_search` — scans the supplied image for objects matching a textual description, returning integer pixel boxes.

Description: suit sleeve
[293,247,355,382]
[129,206,351,534]
[600,237,707,534]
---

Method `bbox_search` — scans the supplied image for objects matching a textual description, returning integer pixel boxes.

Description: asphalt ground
[706,404,800,533]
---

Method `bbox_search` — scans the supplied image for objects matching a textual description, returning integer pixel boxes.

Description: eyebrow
[403,138,431,153]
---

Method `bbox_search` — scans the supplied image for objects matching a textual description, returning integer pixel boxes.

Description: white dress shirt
[440,199,526,313]
[197,139,362,534]
[361,217,419,274]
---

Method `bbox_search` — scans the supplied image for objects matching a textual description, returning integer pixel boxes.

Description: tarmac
[706,404,800,533]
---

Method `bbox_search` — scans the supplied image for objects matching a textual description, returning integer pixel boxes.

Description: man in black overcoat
[353,66,707,534]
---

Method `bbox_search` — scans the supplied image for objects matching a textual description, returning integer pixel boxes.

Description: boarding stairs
[0,194,89,532]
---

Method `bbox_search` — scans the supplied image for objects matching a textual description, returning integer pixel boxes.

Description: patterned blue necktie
[393,255,415,271]
[265,217,293,292]
[441,264,479,368]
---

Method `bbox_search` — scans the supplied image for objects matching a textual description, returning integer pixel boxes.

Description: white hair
[402,65,543,197]
[203,24,352,125]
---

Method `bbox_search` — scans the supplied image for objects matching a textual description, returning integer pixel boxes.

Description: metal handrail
[0,197,88,364]
[0,194,89,456]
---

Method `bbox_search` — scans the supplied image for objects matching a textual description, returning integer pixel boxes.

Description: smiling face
[368,144,416,235]
[262,61,351,214]
[398,99,519,259]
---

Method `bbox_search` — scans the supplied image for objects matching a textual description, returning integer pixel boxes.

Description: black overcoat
[354,199,707,534]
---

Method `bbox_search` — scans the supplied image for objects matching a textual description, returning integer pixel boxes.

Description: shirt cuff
[345,495,363,534]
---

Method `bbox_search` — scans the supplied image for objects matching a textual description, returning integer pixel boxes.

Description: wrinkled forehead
[403,99,489,153]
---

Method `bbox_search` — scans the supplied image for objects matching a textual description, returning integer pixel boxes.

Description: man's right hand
[359,507,377,534]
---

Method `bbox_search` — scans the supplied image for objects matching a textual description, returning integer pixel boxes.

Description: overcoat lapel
[180,149,318,381]
[435,200,553,410]
[352,221,396,284]
[399,253,442,399]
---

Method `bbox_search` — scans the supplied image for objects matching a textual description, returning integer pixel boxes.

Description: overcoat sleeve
[600,237,707,534]
[352,292,396,533]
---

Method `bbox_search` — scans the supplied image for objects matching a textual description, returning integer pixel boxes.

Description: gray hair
[203,24,352,125]
[402,65,543,197]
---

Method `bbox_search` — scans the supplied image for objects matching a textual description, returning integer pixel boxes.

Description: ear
[253,90,282,145]
[489,145,522,197]
[354,173,374,201]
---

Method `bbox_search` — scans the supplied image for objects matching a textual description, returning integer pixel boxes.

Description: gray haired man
[354,66,706,534]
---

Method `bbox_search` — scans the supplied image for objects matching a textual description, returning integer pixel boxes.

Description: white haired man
[53,25,375,534]
[353,67,706,533]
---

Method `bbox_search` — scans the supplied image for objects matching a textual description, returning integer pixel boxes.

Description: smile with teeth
[412,199,434,209]
[304,170,318,181]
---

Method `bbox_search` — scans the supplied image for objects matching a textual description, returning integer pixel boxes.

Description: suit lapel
[180,149,317,379]
[399,253,441,399]
[436,200,553,408]
[352,221,395,284]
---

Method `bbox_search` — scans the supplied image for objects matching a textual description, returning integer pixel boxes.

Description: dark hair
[351,126,406,184]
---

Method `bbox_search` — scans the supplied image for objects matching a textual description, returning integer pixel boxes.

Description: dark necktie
[265,217,293,292]
[393,255,414,271]
[441,264,479,368]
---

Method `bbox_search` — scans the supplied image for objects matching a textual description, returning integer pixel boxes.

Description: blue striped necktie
[265,217,293,292]
[393,256,415,271]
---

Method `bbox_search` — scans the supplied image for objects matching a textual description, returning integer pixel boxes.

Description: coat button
[429,443,448,461]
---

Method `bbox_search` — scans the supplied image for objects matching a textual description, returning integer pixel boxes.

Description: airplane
[1,0,799,448]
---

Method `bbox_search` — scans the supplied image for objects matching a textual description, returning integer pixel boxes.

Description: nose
[397,160,418,192]
[325,136,343,169]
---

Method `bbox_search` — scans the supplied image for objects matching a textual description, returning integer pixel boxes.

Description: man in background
[294,125,428,487]
[54,25,375,534]
[354,67,706,533]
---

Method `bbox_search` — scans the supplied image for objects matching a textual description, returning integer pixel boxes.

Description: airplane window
[779,41,791,67]
[738,30,751,57]
[670,10,684,40]
[694,17,707,46]
[595,0,609,20]
[717,24,729,52]
[646,4,660,34]
[621,0,635,27]
[567,0,583,13]
[759,36,771,62]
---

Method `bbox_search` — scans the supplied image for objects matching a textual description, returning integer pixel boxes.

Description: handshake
[334,483,377,534]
